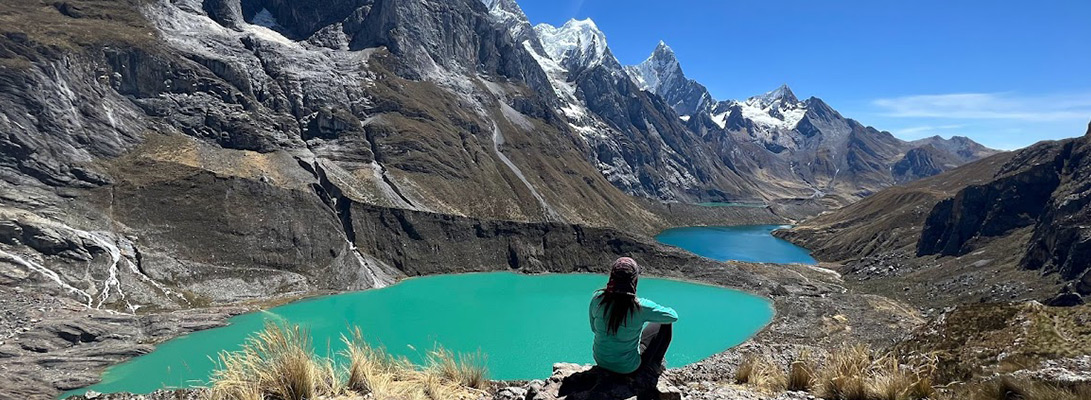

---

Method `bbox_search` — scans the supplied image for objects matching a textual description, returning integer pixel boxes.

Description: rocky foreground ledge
[492,362,814,400]
[61,360,817,400]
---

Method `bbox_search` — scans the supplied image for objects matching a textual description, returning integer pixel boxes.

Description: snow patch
[711,112,728,129]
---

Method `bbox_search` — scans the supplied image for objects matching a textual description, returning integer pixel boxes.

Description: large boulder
[500,363,682,400]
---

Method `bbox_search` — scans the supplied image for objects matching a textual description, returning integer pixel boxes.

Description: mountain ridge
[779,122,1091,307]
[619,40,999,205]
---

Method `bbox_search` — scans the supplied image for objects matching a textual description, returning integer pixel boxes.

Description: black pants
[638,323,672,371]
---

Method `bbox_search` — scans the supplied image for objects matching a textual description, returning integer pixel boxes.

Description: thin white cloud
[873,92,1091,121]
[894,124,966,136]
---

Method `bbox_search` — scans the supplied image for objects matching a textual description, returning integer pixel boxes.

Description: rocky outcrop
[918,130,1091,290]
[892,145,960,184]
[0,281,240,399]
[781,124,1091,307]
[1019,134,1091,284]
[916,160,1061,257]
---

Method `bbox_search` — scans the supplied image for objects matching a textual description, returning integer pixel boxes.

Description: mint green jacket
[589,294,678,374]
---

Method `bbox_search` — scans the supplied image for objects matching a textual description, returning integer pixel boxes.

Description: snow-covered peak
[653,40,673,56]
[482,0,525,22]
[749,84,799,106]
[712,85,808,131]
[624,40,712,116]
[626,40,681,91]
[534,19,611,67]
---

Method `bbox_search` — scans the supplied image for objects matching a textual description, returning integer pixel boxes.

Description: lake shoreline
[45,252,916,400]
[6,209,916,400]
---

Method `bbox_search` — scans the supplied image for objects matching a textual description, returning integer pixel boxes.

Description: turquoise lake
[65,272,774,396]
[655,225,817,264]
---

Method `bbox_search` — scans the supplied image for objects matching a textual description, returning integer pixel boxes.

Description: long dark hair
[596,290,641,335]
[598,257,642,335]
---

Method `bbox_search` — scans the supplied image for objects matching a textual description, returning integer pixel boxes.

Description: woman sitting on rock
[589,257,678,376]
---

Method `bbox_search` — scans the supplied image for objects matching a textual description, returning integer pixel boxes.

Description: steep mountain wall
[781,124,1091,306]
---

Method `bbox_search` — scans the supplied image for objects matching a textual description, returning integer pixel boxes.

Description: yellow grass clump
[736,345,937,400]
[787,350,817,392]
[210,323,338,400]
[816,344,872,400]
[947,377,1091,400]
[209,323,489,400]
[733,354,786,392]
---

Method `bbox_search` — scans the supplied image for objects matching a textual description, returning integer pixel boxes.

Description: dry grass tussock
[736,345,936,400]
[734,354,787,392]
[210,323,488,400]
[787,350,817,392]
[943,377,1091,400]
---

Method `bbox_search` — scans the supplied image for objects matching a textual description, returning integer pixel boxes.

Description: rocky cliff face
[919,128,1091,289]
[781,123,1091,306]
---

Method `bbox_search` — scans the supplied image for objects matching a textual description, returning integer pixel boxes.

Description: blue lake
[655,225,816,264]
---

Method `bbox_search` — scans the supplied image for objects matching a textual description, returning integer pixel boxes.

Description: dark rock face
[349,202,756,281]
[914,129,1091,296]
[917,162,1061,256]
[571,63,754,201]
[0,44,146,187]
[892,145,960,184]
[1020,137,1091,281]
[1047,292,1084,307]
[507,363,682,400]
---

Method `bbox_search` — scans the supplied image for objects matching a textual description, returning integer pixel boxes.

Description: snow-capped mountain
[616,37,997,203]
[521,18,759,200]
[712,85,808,134]
[624,41,714,117]
[504,11,995,205]
[534,19,621,72]
[481,0,547,56]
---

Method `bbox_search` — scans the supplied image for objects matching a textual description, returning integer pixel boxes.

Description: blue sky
[517,0,1091,150]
